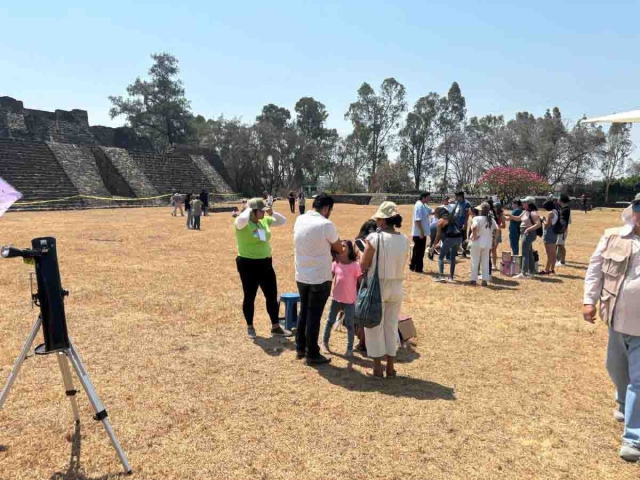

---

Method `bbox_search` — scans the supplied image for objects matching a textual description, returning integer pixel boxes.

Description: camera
[2,237,70,353]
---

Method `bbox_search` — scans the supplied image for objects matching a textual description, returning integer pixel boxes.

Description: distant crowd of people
[409,191,573,284]
[170,189,210,230]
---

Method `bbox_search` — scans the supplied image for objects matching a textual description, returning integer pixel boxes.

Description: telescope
[0,237,132,475]
[2,237,70,353]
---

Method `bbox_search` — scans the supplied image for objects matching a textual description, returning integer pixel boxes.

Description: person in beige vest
[584,194,640,462]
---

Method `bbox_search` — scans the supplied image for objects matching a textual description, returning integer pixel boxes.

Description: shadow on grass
[555,273,586,280]
[491,276,519,287]
[312,364,455,401]
[534,276,563,284]
[49,422,127,480]
[253,336,296,357]
[485,284,518,292]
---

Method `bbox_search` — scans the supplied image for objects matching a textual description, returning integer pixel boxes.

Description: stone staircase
[0,138,84,210]
[189,154,235,196]
[129,151,217,197]
[47,142,111,206]
[100,147,160,198]
[98,147,163,207]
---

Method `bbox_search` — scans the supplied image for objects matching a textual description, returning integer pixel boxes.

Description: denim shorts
[543,228,558,245]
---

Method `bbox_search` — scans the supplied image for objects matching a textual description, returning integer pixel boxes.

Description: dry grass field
[0,204,637,479]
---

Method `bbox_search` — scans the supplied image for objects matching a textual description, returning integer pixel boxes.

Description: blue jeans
[439,237,461,277]
[521,232,537,275]
[323,300,355,350]
[509,231,520,255]
[607,329,640,446]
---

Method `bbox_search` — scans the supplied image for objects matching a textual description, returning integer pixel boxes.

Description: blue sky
[2,0,640,148]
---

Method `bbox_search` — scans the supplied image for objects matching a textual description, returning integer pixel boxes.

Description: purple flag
[0,177,22,216]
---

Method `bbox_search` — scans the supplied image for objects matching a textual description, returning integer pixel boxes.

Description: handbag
[354,233,383,329]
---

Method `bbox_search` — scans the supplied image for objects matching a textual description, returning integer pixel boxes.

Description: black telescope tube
[32,237,70,352]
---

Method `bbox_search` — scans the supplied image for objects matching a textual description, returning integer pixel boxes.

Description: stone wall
[91,147,136,198]
[0,138,84,210]
[46,142,112,206]
[100,147,160,198]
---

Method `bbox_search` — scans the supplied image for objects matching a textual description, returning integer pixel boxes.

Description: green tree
[437,82,466,192]
[345,78,407,191]
[109,53,192,146]
[599,123,634,203]
[399,93,440,190]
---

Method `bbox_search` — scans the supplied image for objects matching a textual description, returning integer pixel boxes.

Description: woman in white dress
[360,202,410,378]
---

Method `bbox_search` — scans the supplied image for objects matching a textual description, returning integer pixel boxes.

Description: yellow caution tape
[14,192,238,206]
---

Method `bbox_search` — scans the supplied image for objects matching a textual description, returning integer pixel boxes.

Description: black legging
[288,199,295,213]
[236,257,279,326]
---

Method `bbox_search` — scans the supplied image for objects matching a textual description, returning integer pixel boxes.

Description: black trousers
[236,257,280,327]
[296,281,332,357]
[289,199,295,213]
[410,236,427,272]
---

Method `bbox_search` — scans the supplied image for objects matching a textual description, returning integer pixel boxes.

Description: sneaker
[481,280,488,287]
[271,326,293,337]
[555,261,563,268]
[620,443,640,462]
[296,350,305,360]
[321,342,331,354]
[345,348,354,357]
[513,273,527,280]
[446,277,457,284]
[614,409,625,423]
[306,354,331,365]
[435,276,446,283]
[247,327,257,339]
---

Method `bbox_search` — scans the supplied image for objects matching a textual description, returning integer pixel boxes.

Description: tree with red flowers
[478,167,550,200]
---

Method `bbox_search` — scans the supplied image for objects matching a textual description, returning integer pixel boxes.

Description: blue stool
[279,293,300,331]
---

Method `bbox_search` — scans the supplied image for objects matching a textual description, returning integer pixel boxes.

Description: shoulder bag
[354,233,383,329]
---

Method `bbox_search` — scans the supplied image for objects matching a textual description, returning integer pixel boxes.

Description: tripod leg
[57,352,81,423]
[67,344,132,474]
[0,316,42,410]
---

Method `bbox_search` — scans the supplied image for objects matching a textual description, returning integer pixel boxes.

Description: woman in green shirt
[235,198,289,339]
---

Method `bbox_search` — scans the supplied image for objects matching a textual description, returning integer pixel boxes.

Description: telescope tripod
[0,316,132,475]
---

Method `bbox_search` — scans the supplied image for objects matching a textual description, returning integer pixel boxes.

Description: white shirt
[366,232,410,282]
[441,203,454,214]
[584,233,640,336]
[411,201,432,237]
[294,211,339,284]
[470,216,497,249]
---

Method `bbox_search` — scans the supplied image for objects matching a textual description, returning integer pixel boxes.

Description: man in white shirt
[440,197,454,214]
[293,193,343,365]
[409,192,431,273]
[584,195,640,461]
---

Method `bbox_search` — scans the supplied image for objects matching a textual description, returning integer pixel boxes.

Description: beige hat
[247,198,270,211]
[372,201,399,220]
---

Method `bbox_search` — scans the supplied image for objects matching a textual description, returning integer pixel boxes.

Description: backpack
[445,214,462,238]
[552,209,566,234]
[530,211,543,237]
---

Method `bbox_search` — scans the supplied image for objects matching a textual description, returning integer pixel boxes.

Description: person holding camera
[235,198,290,339]
[433,207,463,283]
[584,195,640,462]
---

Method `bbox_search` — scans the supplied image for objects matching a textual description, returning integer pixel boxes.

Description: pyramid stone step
[47,142,111,205]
